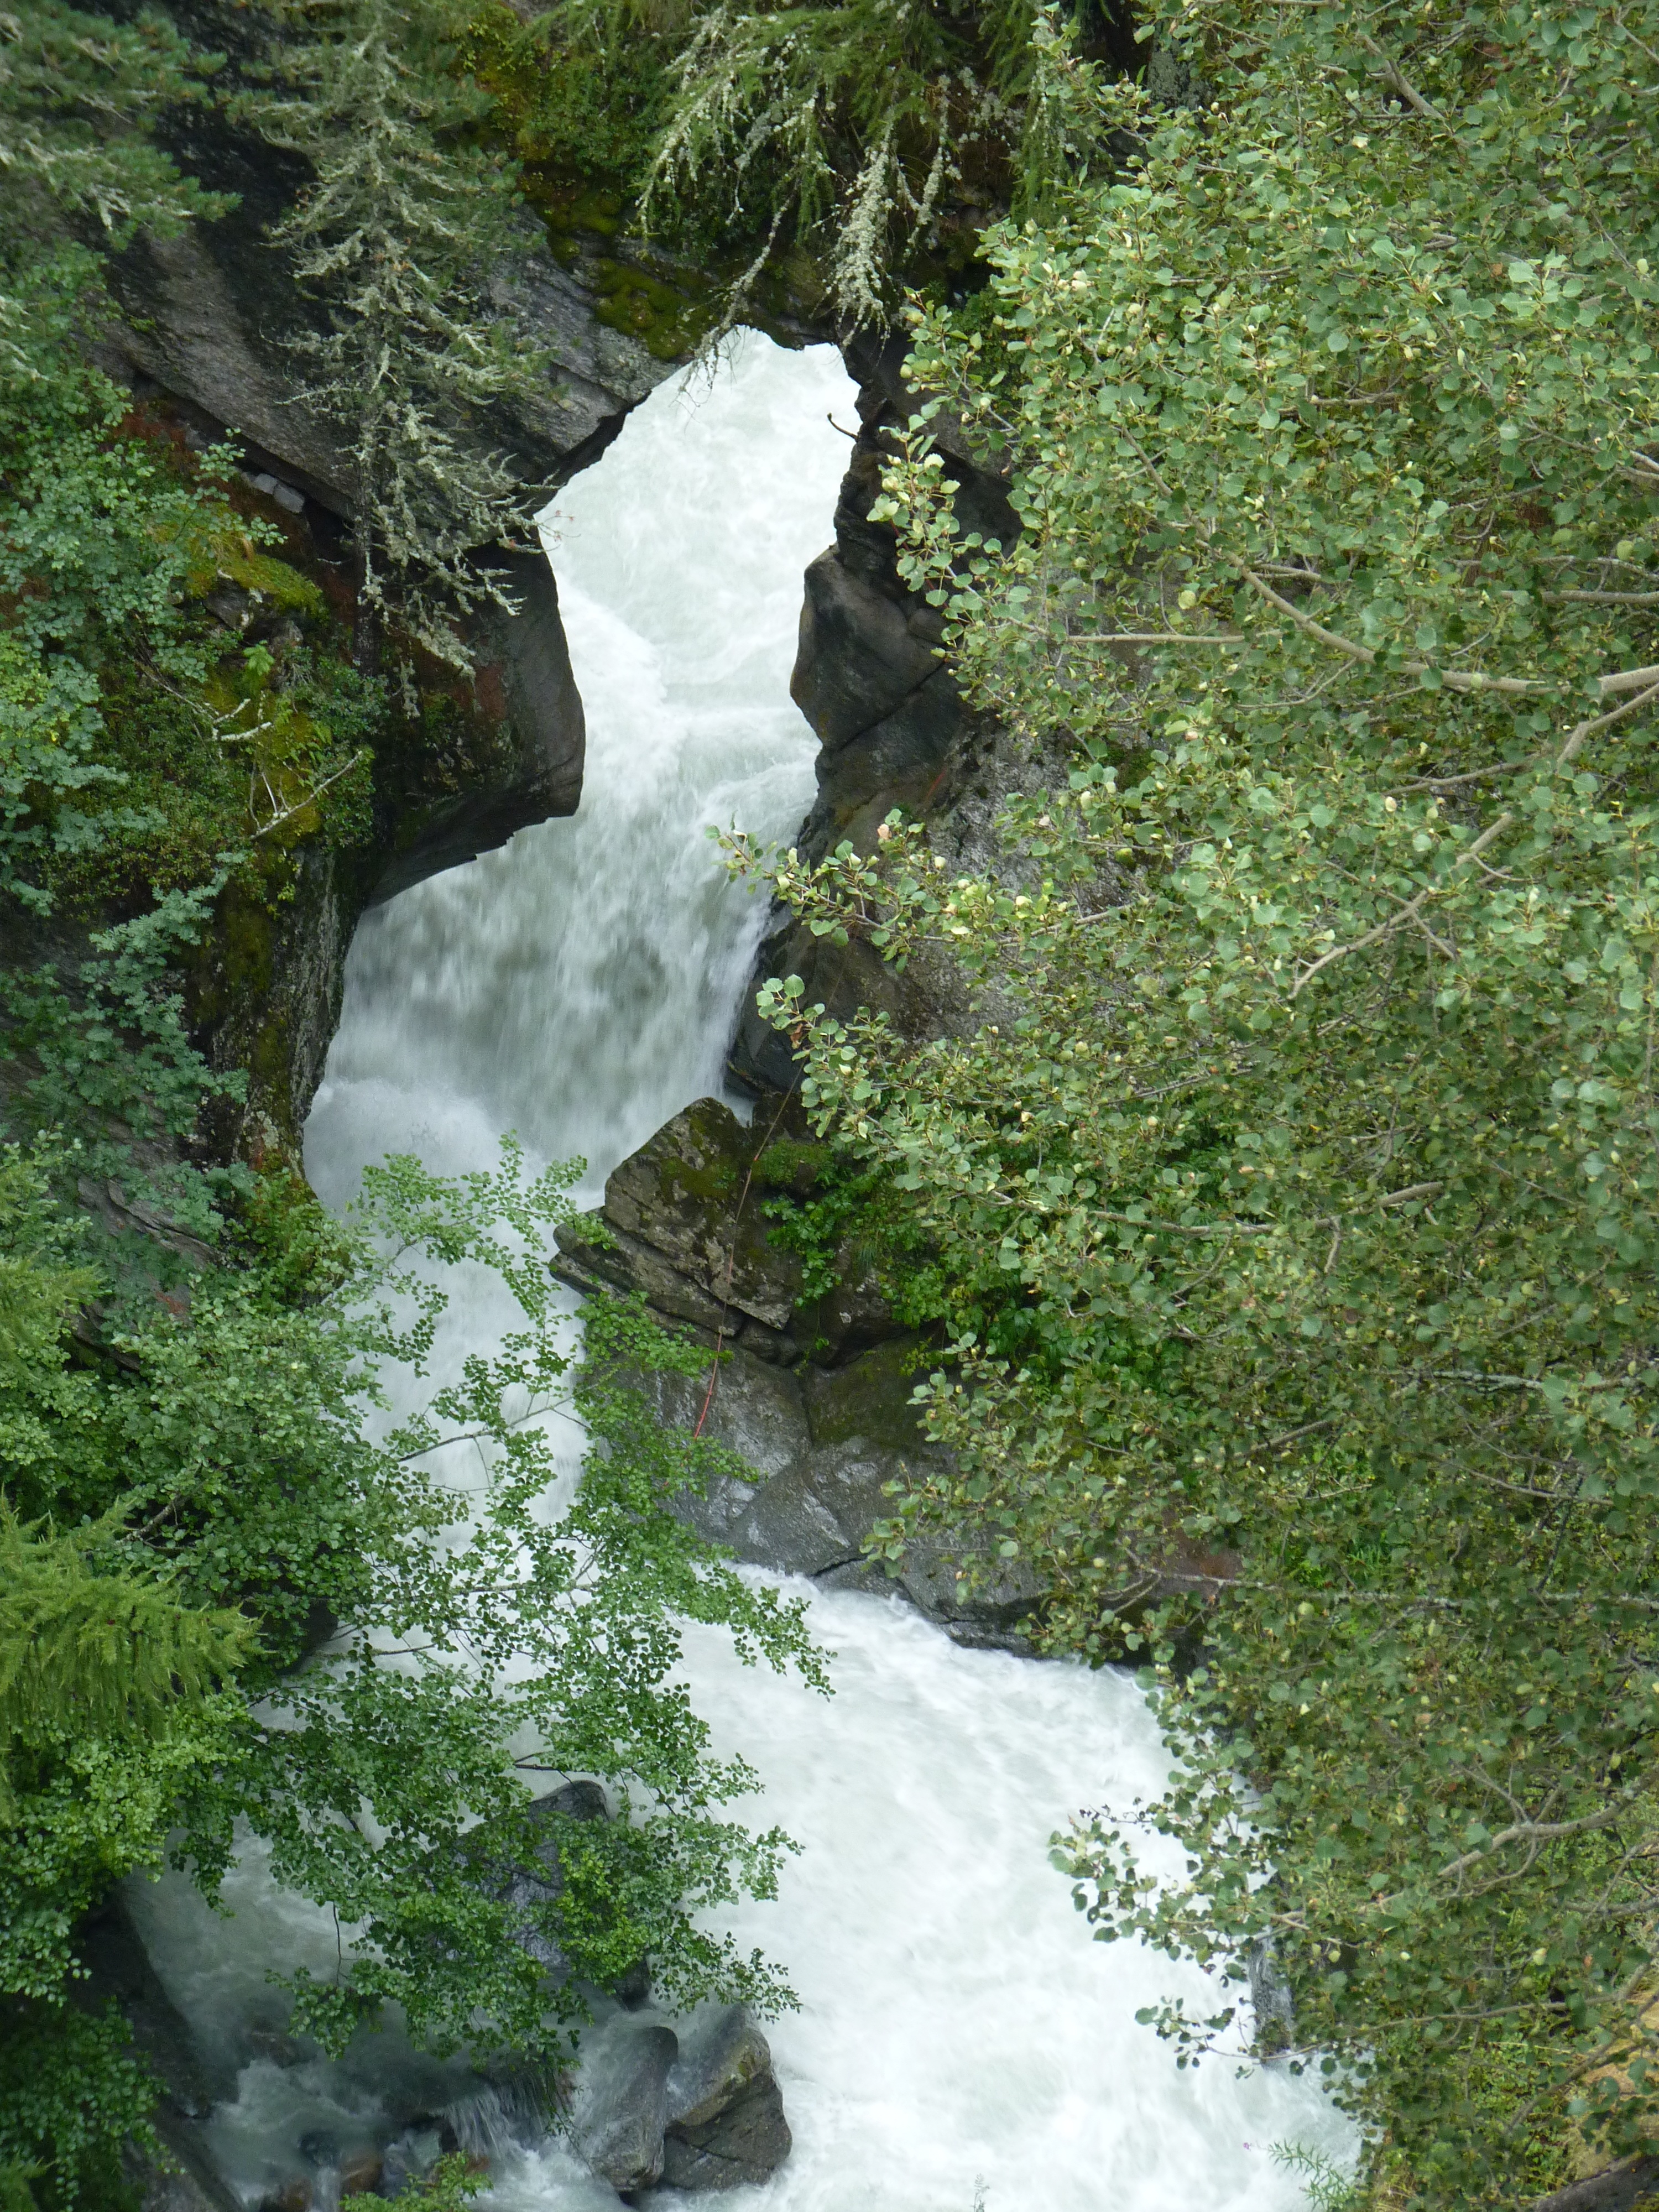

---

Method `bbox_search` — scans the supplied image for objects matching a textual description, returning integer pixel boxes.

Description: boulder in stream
[571,2025,678,2192]
[569,2005,791,2197]
[553,1100,1045,1649]
[660,2007,791,2192]
[493,1780,651,2007]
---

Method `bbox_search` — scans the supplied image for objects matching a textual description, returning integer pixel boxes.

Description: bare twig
[1098,1181,1442,1241]
[1240,567,1547,695]
[1600,662,1659,698]
[1545,590,1659,606]
[1354,28,1443,121]
[1291,680,1659,995]
[250,747,371,839]
[1060,630,1245,648]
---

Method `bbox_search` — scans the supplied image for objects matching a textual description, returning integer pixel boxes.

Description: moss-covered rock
[555,1099,1041,1646]
[557,1097,809,1347]
[801,1337,931,1452]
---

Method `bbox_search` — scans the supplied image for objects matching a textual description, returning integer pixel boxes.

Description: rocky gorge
[73,99,1052,2206]
[45,27,1357,2203]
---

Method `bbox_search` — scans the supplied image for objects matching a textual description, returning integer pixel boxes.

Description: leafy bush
[737,0,1659,2199]
[0,1118,823,2189]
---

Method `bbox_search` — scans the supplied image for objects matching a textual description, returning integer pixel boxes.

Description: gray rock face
[132,2122,248,2212]
[98,95,669,519]
[660,2077,791,2192]
[555,1097,811,1361]
[481,226,669,472]
[572,2007,792,2197]
[787,327,1020,869]
[791,551,943,750]
[496,1780,609,1974]
[377,2127,442,2200]
[90,63,669,931]
[664,2006,773,2132]
[572,2025,678,2193]
[553,1098,1042,1645]
[728,330,1046,1098]
[367,549,586,906]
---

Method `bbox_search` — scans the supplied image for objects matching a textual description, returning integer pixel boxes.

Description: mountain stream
[126,333,1348,2212]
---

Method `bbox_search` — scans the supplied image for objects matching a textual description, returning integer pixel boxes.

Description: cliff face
[728,328,1057,1095]
[99,117,668,517]
[793,328,1020,863]
[87,75,687,1149]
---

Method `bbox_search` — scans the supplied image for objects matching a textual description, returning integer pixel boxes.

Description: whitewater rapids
[129,332,1349,2212]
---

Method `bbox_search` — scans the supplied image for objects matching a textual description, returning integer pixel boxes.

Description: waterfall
[304,335,847,1195]
[129,332,1349,2211]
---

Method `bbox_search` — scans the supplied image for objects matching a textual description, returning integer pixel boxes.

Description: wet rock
[245,2025,306,2068]
[791,550,942,750]
[340,2151,384,2199]
[555,1103,1043,1643]
[1531,2155,1659,2211]
[728,325,1067,1103]
[780,328,1019,872]
[378,2127,442,2199]
[1246,1932,1295,2053]
[367,550,586,906]
[663,2007,773,2132]
[255,2182,311,2212]
[554,1098,809,1353]
[75,1892,247,2212]
[800,1336,928,1449]
[488,1781,653,2010]
[825,1532,1045,1649]
[131,2123,245,2212]
[481,218,667,466]
[659,2075,792,2193]
[727,907,963,1099]
[569,2007,791,2197]
[498,1786,605,1954]
[74,1891,232,2111]
[659,2008,790,2190]
[799,669,963,859]
[571,2024,677,2193]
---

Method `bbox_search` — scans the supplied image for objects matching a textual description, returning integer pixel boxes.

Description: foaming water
[132,332,1347,2212]
[630,1586,1342,2212]
[307,333,851,1201]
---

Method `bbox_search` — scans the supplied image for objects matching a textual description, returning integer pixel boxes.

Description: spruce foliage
[0,1506,251,1822]
[252,0,547,672]
[0,0,228,240]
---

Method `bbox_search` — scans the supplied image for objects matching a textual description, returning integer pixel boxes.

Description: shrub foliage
[736,0,1659,2198]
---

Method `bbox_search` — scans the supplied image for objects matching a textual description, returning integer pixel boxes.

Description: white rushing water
[306,334,846,1194]
[129,332,1348,2212]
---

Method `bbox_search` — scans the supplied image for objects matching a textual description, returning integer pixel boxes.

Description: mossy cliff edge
[70,0,705,1158]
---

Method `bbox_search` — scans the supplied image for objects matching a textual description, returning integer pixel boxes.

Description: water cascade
[130,335,1349,2211]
